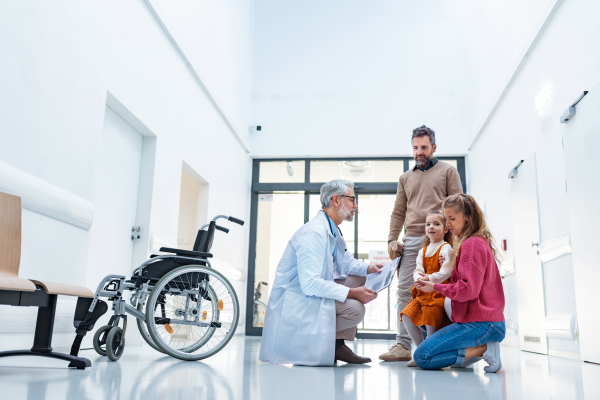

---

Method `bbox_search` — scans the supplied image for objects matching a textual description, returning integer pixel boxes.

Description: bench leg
[31,293,57,353]
[0,350,91,369]
[0,293,92,369]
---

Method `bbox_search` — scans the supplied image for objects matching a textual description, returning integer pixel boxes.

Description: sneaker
[379,344,412,361]
[482,341,502,373]
[407,358,417,367]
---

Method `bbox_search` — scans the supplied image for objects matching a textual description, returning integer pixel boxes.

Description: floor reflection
[0,337,598,399]
[127,358,234,400]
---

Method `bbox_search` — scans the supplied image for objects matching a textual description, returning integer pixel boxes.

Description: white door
[511,152,547,354]
[561,85,600,364]
[86,106,143,290]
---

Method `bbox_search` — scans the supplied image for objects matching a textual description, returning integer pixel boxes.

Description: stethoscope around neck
[321,210,346,251]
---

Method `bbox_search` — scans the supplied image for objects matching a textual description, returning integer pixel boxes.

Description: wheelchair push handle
[228,216,245,226]
[210,215,245,226]
[215,225,229,233]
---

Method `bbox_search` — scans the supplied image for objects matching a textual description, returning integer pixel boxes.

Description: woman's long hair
[442,194,500,268]
[422,209,454,248]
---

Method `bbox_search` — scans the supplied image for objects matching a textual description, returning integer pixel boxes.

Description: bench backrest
[0,192,21,278]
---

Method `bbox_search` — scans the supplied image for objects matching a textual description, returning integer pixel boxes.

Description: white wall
[250,0,551,158]
[0,0,253,348]
[468,0,600,354]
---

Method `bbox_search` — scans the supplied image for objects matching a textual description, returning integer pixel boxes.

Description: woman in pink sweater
[413,194,505,372]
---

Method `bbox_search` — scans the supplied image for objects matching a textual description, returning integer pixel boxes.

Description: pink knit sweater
[434,236,505,323]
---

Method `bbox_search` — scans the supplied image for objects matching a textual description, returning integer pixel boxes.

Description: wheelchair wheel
[145,265,239,361]
[136,302,163,353]
[93,325,112,356]
[106,326,125,361]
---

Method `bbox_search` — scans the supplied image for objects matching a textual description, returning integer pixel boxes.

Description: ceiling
[251,0,553,157]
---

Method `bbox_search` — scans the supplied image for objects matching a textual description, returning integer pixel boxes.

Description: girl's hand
[415,279,435,293]
[438,254,446,265]
[418,273,430,282]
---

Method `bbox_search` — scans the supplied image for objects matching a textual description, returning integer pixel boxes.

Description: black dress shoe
[334,345,372,364]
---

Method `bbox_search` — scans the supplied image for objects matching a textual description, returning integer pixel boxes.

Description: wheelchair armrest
[159,247,213,258]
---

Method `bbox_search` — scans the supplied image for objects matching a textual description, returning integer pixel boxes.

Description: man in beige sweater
[379,125,463,362]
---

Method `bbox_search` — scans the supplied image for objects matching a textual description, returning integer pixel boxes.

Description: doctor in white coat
[259,180,382,366]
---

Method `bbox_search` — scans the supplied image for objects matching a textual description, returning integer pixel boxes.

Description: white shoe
[407,358,417,367]
[483,341,502,373]
[379,344,412,361]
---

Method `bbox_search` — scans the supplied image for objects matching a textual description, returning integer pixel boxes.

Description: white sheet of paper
[365,257,400,292]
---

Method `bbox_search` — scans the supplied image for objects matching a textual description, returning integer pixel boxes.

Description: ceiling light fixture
[344,161,370,168]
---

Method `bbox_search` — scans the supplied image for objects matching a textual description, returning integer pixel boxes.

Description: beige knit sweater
[388,161,463,240]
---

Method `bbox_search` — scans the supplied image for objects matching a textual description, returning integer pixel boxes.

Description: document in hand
[365,257,400,293]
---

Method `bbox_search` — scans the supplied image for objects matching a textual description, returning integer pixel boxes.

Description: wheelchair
[83,215,243,362]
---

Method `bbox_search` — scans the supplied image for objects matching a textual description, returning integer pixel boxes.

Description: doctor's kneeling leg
[334,275,371,364]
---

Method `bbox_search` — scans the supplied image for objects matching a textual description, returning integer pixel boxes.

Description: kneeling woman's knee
[413,346,433,369]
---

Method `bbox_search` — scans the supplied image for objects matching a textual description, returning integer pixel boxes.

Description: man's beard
[415,153,431,167]
[338,202,354,222]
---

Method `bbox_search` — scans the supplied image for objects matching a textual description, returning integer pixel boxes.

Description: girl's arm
[413,248,425,282]
[433,239,487,302]
[428,245,452,283]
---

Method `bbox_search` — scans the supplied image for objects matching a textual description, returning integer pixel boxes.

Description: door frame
[246,157,467,338]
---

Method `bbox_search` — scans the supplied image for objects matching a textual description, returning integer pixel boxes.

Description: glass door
[356,194,399,333]
[251,192,305,328]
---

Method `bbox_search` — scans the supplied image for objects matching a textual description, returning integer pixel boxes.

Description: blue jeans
[413,321,506,370]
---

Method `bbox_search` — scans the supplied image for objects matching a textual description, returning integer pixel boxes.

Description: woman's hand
[417,273,430,282]
[439,250,453,265]
[438,253,446,265]
[415,279,435,293]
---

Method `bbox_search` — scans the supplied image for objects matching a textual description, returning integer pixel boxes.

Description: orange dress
[401,244,452,329]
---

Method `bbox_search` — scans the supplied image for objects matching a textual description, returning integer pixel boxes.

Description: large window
[246,157,466,338]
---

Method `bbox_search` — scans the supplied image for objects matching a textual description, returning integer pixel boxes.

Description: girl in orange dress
[401,210,454,365]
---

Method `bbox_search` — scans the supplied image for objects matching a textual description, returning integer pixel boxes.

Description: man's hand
[388,241,404,260]
[414,279,434,293]
[348,287,378,304]
[417,272,430,282]
[367,264,384,274]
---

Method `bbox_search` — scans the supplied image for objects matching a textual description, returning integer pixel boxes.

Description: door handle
[531,243,539,247]
[132,226,141,240]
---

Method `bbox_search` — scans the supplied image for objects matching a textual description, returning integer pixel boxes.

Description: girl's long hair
[422,209,454,248]
[442,194,500,268]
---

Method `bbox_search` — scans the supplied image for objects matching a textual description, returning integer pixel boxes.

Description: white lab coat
[259,211,368,366]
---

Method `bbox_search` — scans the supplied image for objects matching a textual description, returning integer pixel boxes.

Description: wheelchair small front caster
[106,326,125,361]
[93,325,112,356]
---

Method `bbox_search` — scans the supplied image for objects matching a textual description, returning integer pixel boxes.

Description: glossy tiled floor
[1,337,599,399]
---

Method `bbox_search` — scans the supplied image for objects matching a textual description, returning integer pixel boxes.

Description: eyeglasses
[340,195,357,204]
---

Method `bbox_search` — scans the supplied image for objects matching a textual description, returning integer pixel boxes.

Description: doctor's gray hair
[320,180,354,208]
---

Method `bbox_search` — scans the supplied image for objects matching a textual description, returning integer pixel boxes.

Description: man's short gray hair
[320,179,354,208]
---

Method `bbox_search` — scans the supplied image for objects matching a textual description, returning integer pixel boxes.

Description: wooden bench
[0,192,94,369]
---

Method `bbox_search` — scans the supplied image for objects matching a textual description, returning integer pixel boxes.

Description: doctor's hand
[414,279,434,293]
[348,287,378,304]
[367,264,384,274]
